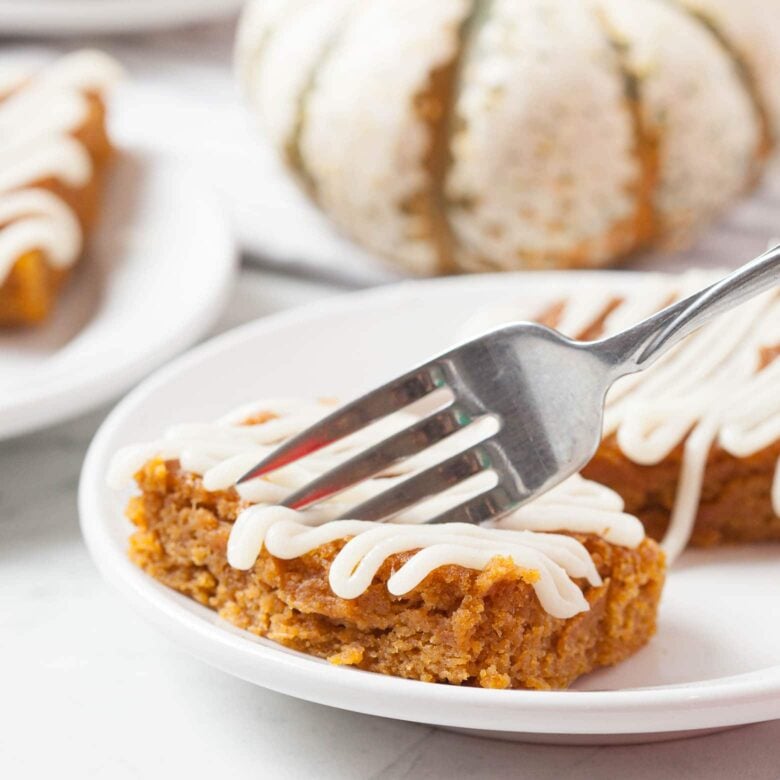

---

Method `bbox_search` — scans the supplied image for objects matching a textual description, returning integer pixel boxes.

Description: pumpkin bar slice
[0,50,120,326]
[110,399,665,690]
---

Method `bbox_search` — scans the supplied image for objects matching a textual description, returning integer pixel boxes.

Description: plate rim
[0,149,237,440]
[0,0,244,35]
[79,270,780,736]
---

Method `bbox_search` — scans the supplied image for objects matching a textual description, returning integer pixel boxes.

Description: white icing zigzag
[229,507,605,619]
[0,50,121,284]
[109,398,644,620]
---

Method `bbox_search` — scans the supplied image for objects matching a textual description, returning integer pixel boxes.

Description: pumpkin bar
[583,434,780,547]
[0,50,120,326]
[470,273,780,555]
[109,399,664,691]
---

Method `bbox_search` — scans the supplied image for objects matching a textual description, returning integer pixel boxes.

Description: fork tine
[426,482,525,526]
[281,405,478,510]
[237,363,445,484]
[337,439,502,522]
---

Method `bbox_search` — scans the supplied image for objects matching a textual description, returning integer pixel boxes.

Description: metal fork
[238,247,780,525]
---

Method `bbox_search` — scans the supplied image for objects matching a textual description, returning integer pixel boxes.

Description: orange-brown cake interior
[126,458,665,690]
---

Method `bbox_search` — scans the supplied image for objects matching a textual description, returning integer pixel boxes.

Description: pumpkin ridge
[285,2,360,198]
[592,4,660,257]
[408,0,484,275]
[234,1,300,96]
[664,0,774,165]
[443,0,643,272]
[439,0,506,274]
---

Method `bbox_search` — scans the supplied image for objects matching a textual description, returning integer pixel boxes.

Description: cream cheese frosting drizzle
[0,50,121,284]
[462,270,780,562]
[228,506,603,619]
[109,398,644,619]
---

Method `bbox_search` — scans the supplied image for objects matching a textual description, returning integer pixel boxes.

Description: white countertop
[2,17,780,778]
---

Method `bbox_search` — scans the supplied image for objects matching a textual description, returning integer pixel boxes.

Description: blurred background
[3,0,778,296]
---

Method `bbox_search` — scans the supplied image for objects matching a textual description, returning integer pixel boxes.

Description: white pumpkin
[236,0,780,274]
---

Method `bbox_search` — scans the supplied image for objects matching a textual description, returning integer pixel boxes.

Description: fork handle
[597,244,780,377]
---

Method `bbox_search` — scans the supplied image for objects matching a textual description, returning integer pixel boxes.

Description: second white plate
[0,149,236,440]
[80,272,780,744]
[0,0,244,35]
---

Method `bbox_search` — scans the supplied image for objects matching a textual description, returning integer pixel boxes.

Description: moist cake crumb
[127,458,665,690]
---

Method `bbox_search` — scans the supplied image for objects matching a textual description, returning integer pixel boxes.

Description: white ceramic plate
[0,0,244,35]
[0,149,236,440]
[79,273,780,744]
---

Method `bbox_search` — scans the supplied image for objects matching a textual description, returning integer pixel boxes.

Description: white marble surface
[2,16,780,778]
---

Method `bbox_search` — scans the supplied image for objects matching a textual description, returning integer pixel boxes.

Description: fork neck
[592,245,780,380]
